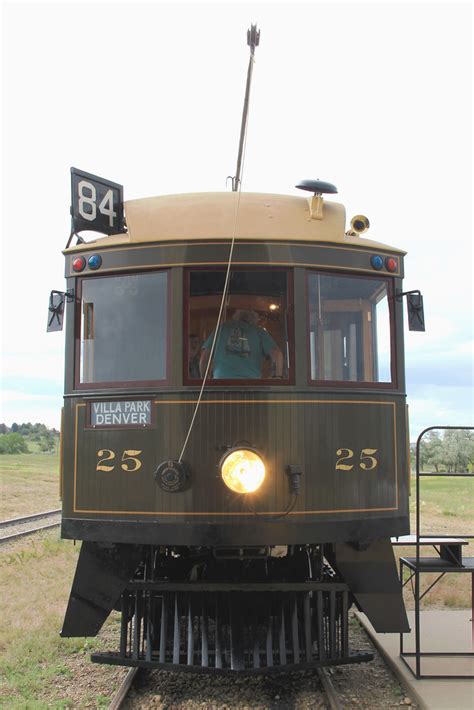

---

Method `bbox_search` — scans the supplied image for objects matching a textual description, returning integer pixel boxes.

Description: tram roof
[64,192,405,254]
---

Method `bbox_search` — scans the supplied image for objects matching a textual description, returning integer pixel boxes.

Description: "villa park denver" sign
[90,400,152,427]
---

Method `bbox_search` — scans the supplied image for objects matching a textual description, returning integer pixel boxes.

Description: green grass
[409,475,474,528]
[0,452,60,518]
[0,535,79,707]
[0,534,124,708]
[1,632,111,709]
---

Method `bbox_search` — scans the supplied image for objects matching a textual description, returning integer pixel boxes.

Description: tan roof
[64,192,405,254]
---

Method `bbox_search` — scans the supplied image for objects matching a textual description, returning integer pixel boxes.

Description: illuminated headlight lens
[220,448,266,494]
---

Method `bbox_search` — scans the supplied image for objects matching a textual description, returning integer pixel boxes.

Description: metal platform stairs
[396,425,474,679]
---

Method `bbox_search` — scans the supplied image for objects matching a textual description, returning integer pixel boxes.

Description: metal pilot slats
[91,584,373,671]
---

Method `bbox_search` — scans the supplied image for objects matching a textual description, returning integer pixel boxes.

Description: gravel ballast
[121,617,416,709]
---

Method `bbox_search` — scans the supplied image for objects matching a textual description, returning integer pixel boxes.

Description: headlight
[220,448,266,494]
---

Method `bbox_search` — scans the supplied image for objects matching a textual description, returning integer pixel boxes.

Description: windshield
[308,272,393,384]
[186,269,292,382]
[78,271,168,385]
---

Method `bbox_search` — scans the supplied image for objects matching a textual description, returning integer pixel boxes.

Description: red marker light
[385,257,398,273]
[72,256,86,272]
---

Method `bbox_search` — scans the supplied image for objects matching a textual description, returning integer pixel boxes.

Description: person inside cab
[199,309,283,380]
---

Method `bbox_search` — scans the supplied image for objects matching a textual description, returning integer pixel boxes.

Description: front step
[92,582,373,672]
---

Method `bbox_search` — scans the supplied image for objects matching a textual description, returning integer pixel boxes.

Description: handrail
[415,425,474,568]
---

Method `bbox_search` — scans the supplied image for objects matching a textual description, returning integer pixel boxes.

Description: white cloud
[0,390,62,428]
[407,384,474,440]
[1,390,59,404]
[2,351,64,383]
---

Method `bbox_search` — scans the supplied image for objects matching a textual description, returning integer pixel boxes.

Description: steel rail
[0,508,61,528]
[317,667,343,710]
[108,667,140,710]
[0,522,61,545]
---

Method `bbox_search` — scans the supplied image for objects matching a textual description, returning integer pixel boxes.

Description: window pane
[80,272,167,384]
[188,270,290,381]
[374,293,392,381]
[308,273,392,383]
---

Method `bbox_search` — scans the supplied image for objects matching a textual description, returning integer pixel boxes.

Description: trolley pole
[232,24,260,192]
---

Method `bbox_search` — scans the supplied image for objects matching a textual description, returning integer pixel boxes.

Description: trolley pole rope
[178,24,260,464]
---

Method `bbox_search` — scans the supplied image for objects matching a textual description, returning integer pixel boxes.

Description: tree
[443,429,474,472]
[18,422,34,436]
[414,429,474,473]
[11,422,18,433]
[416,431,443,471]
[0,433,29,454]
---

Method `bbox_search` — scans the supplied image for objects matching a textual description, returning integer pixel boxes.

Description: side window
[186,270,292,382]
[78,271,168,385]
[308,272,393,384]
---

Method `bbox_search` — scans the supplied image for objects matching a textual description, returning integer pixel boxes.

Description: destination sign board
[70,167,126,236]
[90,400,152,427]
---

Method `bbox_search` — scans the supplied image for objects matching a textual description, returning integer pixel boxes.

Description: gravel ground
[121,616,417,710]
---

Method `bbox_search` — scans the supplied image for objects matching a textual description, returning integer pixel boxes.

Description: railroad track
[108,668,140,710]
[107,664,342,709]
[317,667,343,710]
[0,508,61,544]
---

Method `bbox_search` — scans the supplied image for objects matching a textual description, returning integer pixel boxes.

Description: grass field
[410,474,473,529]
[0,452,60,518]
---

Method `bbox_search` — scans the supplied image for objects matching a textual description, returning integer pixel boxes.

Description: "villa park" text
[90,400,152,427]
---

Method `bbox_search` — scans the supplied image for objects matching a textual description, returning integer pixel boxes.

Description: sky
[1,0,472,438]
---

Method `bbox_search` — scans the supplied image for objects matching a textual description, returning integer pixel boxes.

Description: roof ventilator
[295,179,338,221]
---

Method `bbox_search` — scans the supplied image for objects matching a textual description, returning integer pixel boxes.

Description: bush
[0,433,29,454]
[39,433,56,452]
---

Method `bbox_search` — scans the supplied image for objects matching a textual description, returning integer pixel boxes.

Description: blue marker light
[88,254,102,270]
[370,255,384,270]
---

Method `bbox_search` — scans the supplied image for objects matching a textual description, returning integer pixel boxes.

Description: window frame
[74,269,171,390]
[183,266,295,386]
[305,269,397,389]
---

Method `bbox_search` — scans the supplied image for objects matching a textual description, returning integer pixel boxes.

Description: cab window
[78,271,168,386]
[186,269,292,383]
[307,272,393,384]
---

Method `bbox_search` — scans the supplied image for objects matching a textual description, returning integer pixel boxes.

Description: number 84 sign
[70,167,126,236]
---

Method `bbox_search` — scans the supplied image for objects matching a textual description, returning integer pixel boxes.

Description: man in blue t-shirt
[199,310,284,380]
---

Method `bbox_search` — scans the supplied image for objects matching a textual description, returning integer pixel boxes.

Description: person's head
[189,334,200,353]
[233,309,259,326]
